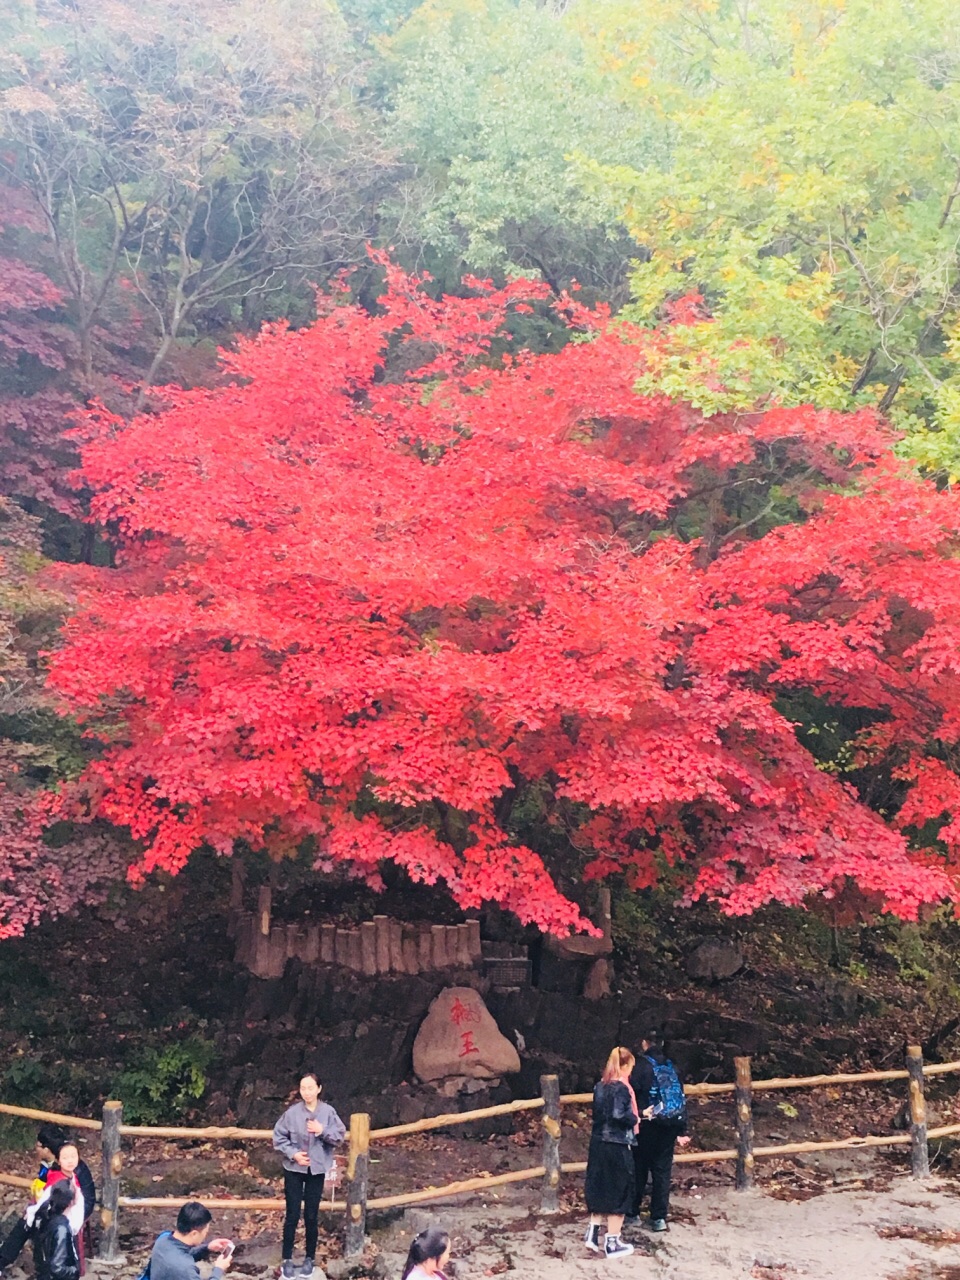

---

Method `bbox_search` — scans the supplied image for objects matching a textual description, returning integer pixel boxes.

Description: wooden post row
[99,1100,124,1260]
[734,1056,754,1191]
[344,1112,370,1258]
[540,1075,561,1213]
[906,1044,930,1179]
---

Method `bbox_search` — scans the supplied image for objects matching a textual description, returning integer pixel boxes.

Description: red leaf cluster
[44,262,960,933]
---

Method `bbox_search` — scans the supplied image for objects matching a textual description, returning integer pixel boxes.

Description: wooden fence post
[906,1044,931,1179]
[257,884,272,936]
[734,1056,754,1191]
[99,1100,124,1260]
[344,1112,370,1258]
[540,1075,561,1213]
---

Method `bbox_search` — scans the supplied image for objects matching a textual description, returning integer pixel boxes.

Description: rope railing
[5,1045,959,1261]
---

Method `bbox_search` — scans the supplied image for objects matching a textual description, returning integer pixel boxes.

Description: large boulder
[412,986,520,1083]
[685,938,744,983]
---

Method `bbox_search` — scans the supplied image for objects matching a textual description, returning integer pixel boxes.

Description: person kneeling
[148,1202,233,1280]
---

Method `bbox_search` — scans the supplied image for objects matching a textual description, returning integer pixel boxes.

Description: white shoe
[604,1235,634,1259]
[584,1223,602,1253]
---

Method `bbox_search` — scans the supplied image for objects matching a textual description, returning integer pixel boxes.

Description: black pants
[282,1169,325,1260]
[0,1216,30,1269]
[632,1125,678,1221]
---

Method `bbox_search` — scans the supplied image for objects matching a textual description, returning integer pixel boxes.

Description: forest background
[7,0,960,1114]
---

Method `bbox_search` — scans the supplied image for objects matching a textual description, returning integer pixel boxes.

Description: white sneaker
[583,1223,602,1253]
[604,1235,634,1259]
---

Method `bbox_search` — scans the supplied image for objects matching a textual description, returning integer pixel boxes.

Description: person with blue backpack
[629,1030,690,1233]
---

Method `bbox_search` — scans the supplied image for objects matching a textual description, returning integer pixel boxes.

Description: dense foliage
[5,0,960,937]
[41,265,960,934]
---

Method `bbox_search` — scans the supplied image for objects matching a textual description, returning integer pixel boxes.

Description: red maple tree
[42,261,960,935]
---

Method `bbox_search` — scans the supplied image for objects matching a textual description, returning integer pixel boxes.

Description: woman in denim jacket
[272,1073,346,1278]
[583,1047,639,1260]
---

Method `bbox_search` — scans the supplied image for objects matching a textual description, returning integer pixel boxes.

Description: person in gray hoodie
[147,1202,232,1280]
[272,1072,346,1278]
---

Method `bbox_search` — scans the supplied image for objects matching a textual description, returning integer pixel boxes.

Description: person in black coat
[32,1181,80,1280]
[629,1030,690,1231]
[582,1046,639,1260]
[36,1126,96,1225]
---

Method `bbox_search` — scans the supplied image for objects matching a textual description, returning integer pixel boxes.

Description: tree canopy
[578,0,960,466]
[37,264,960,937]
[6,0,960,936]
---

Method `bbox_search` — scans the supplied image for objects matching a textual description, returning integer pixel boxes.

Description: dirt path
[7,1141,960,1280]
[6,1174,960,1280]
[371,1177,960,1280]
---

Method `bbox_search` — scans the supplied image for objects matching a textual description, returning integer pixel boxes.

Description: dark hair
[402,1229,450,1280]
[176,1202,213,1234]
[36,1124,67,1157]
[35,1179,76,1233]
[285,1071,322,1106]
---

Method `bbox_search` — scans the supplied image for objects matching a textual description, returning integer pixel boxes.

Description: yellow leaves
[830,355,859,383]
[1,85,58,115]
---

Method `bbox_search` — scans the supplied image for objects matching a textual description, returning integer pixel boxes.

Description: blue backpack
[137,1231,172,1280]
[646,1055,686,1125]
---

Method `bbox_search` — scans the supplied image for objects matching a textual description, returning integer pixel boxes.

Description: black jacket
[590,1081,638,1145]
[629,1050,688,1136]
[76,1159,96,1222]
[33,1213,80,1280]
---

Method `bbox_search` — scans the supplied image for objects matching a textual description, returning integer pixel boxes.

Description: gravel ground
[7,1161,960,1280]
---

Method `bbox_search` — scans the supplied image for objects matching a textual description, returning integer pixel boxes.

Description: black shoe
[624,1215,640,1226]
[281,1263,296,1279]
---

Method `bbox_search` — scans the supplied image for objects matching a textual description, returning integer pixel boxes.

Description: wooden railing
[3,1044,958,1261]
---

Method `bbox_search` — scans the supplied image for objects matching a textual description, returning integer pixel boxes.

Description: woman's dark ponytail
[35,1179,76,1233]
[401,1229,450,1280]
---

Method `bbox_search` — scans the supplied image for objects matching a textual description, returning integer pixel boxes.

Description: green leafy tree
[577,0,960,469]
[378,0,657,296]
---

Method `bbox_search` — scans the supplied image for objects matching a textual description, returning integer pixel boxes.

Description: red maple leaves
[42,261,960,934]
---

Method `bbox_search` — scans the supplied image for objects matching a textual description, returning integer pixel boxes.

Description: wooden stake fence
[734,1056,754,1191]
[4,1048,959,1262]
[906,1044,930,1178]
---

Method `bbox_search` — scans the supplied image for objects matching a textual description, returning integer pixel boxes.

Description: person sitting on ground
[32,1180,80,1280]
[401,1229,451,1280]
[148,1201,232,1280]
[36,1127,96,1228]
[273,1071,347,1280]
[33,1124,65,1198]
[583,1046,639,1260]
[628,1029,690,1233]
